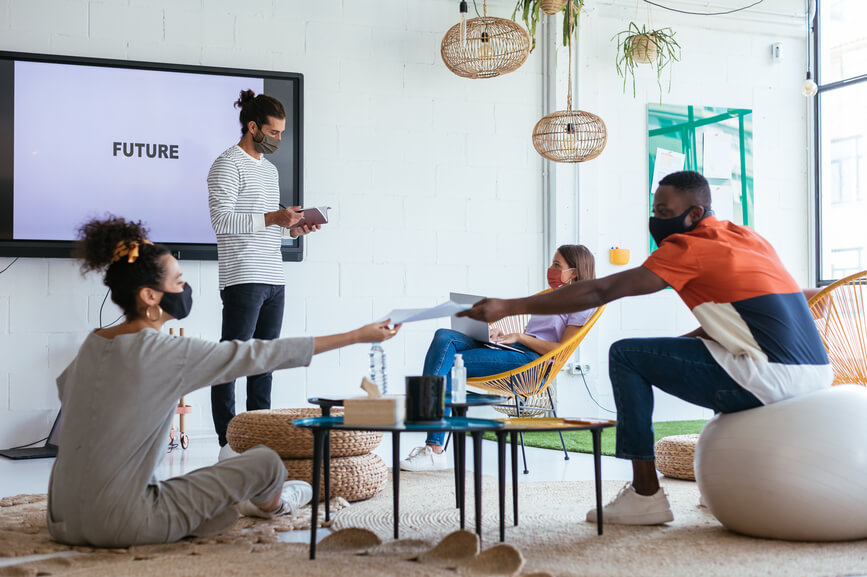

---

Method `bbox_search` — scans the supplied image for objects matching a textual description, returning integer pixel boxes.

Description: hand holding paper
[377,299,471,325]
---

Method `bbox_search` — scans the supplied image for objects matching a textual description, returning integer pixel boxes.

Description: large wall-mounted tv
[0,51,304,261]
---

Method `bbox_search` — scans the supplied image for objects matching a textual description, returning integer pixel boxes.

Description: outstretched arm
[313,321,400,354]
[459,266,669,323]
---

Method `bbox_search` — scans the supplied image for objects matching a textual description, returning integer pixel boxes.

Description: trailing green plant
[512,0,584,52]
[613,22,681,98]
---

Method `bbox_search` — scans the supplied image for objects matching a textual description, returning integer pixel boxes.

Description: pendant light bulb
[479,30,493,59]
[459,1,468,49]
[802,71,818,97]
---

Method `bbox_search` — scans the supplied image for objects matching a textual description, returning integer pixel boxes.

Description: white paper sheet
[377,300,471,325]
[701,130,733,179]
[710,183,734,222]
[650,148,686,194]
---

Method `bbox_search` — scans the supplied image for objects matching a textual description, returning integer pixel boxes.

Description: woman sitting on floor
[400,244,596,472]
[47,216,400,547]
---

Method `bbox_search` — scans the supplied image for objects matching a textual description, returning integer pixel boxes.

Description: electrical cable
[0,257,19,275]
[98,287,124,329]
[641,0,764,16]
[578,366,616,414]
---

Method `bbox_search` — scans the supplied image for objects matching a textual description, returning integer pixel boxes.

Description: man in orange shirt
[459,171,832,525]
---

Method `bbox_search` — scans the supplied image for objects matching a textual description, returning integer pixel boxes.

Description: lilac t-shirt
[523,308,595,343]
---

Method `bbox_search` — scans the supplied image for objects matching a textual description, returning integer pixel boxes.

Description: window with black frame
[816,0,867,284]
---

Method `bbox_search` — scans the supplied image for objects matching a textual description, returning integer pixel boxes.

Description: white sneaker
[585,483,674,525]
[237,480,313,519]
[218,444,240,461]
[399,445,449,472]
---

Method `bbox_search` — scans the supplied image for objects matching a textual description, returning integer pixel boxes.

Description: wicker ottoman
[283,453,388,502]
[226,408,387,502]
[654,434,700,481]
[226,408,382,457]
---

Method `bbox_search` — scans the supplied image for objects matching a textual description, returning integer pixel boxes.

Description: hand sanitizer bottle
[451,354,466,404]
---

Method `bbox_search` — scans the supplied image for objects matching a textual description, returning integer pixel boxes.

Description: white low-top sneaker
[237,480,313,519]
[218,444,240,461]
[399,445,449,472]
[586,483,674,525]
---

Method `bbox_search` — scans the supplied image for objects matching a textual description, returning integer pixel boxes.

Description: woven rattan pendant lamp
[532,2,606,162]
[441,0,531,79]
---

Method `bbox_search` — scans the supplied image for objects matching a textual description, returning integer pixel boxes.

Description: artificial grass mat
[478,420,708,457]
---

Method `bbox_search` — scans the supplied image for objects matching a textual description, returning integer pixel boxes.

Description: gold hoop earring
[146,305,162,322]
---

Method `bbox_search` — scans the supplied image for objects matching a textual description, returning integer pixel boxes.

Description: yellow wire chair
[467,303,605,473]
[808,270,867,386]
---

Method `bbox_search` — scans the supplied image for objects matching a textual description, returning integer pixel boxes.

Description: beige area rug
[2,473,867,577]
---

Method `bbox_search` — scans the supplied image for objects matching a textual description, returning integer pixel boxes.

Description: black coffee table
[292,415,505,559]
[307,393,507,515]
[493,418,617,541]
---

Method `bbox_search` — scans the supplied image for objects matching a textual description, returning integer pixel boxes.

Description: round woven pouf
[654,434,700,481]
[226,408,383,458]
[283,453,388,502]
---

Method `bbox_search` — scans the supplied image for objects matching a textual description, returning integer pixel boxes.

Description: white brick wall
[0,0,810,447]
[0,0,545,447]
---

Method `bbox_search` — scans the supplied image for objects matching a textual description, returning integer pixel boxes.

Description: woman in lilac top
[400,245,596,471]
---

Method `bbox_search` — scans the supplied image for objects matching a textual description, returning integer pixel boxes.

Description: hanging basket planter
[628,33,659,63]
[540,0,568,15]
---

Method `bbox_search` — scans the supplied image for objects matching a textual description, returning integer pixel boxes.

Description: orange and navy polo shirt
[642,217,832,404]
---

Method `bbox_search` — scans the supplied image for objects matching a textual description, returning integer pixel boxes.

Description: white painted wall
[0,0,544,447]
[551,0,812,421]
[0,0,812,448]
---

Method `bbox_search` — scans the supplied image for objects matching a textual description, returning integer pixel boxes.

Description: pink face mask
[547,267,574,289]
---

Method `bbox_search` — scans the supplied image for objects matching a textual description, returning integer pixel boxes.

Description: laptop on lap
[0,410,61,460]
[449,292,523,353]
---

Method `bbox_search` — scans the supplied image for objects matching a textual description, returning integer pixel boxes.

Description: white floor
[0,432,634,567]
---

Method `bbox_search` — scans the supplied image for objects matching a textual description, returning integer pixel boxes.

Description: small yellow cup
[609,248,630,265]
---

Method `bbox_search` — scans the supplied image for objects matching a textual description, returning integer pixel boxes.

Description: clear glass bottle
[450,353,466,404]
[368,343,387,395]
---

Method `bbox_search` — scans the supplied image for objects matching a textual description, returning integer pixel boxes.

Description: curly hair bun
[234,89,257,109]
[75,216,150,273]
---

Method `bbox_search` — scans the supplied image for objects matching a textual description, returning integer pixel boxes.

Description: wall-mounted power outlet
[565,363,591,375]
[771,42,782,62]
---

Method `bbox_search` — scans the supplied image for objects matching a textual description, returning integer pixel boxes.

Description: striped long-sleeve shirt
[208,145,285,289]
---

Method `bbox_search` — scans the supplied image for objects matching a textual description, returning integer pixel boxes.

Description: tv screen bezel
[0,50,304,262]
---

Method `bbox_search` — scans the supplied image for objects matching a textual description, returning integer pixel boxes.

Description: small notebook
[290,206,330,228]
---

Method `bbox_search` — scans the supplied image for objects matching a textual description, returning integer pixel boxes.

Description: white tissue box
[343,395,405,426]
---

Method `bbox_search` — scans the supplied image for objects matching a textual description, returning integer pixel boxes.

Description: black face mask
[649,206,701,247]
[160,283,193,320]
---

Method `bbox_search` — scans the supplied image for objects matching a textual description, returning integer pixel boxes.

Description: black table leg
[320,407,332,522]
[324,435,331,522]
[592,428,603,535]
[497,431,506,542]
[472,431,483,538]
[510,430,519,526]
[392,431,400,540]
[458,428,466,529]
[452,407,466,509]
[309,429,326,560]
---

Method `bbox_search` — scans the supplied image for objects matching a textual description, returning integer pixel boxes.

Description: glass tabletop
[293,415,506,433]
[446,392,508,408]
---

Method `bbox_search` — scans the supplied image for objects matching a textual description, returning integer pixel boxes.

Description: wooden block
[344,396,405,426]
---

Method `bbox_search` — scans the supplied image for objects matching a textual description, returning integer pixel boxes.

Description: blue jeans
[610,337,763,461]
[423,329,539,446]
[211,283,285,447]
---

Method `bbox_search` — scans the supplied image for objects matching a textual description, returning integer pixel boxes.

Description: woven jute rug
[2,472,867,577]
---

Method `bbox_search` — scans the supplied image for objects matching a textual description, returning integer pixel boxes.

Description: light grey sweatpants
[47,329,314,547]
